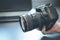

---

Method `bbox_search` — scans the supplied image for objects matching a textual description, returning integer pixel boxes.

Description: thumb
[42,26,47,34]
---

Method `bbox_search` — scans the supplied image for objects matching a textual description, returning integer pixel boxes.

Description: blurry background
[32,0,60,7]
[0,0,60,40]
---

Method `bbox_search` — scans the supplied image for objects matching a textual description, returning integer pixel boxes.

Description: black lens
[20,11,45,32]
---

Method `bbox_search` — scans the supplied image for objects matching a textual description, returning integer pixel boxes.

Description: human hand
[41,22,60,34]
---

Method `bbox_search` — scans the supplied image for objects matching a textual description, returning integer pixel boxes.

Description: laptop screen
[0,0,32,12]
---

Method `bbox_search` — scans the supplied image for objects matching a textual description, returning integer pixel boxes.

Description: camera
[20,4,58,32]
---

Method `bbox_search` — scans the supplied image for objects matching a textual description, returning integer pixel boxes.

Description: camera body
[20,4,58,32]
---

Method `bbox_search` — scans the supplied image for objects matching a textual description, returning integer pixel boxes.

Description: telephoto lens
[20,4,58,32]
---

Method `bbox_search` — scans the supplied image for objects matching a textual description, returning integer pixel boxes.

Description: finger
[55,22,60,32]
[42,26,45,31]
[42,26,46,33]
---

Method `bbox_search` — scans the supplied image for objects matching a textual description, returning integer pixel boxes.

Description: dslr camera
[20,4,58,32]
